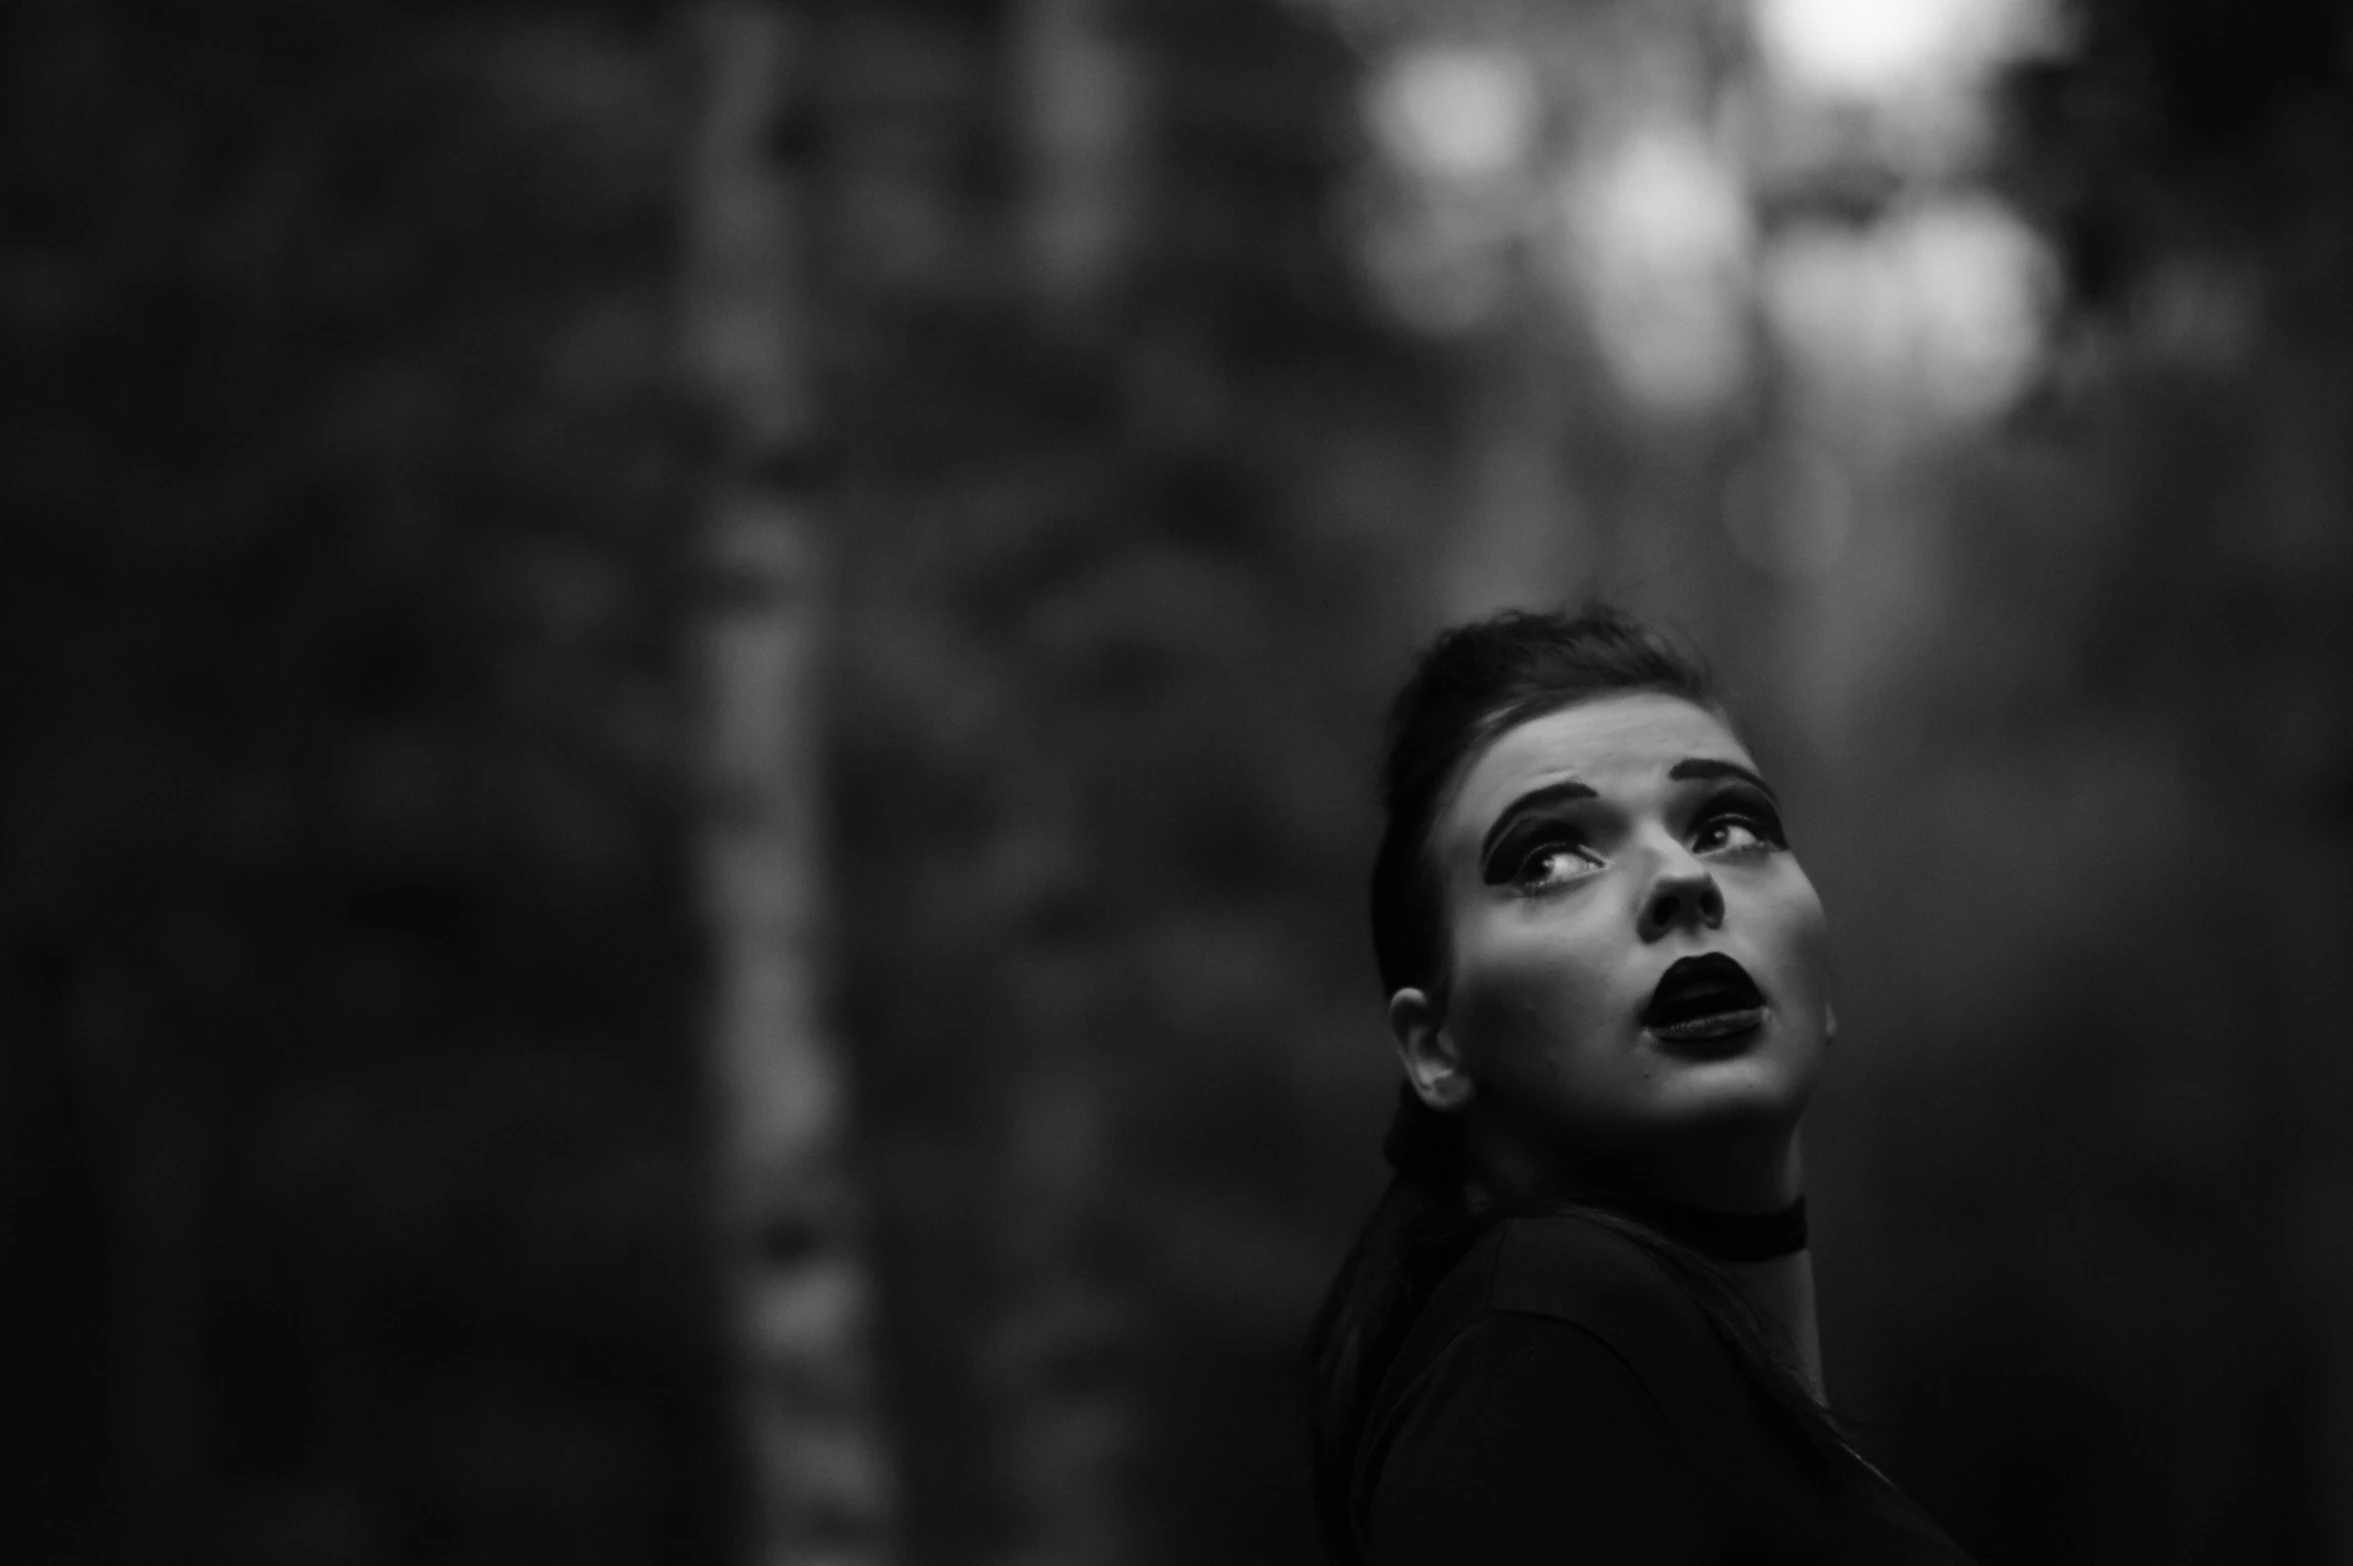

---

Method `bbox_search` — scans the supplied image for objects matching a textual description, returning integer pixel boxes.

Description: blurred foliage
[2005,0,2350,313]
[1816,5,2353,1557]
[2,3,734,1562]
[821,5,1435,1557]
[4,0,2350,1564]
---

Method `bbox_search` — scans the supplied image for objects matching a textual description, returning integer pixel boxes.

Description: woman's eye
[1695,812,1779,854]
[1514,843,1601,890]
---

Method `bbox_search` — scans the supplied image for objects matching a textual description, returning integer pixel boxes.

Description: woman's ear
[1389,988,1474,1113]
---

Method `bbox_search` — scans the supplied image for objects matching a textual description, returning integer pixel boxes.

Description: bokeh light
[1761,196,2056,422]
[1752,0,2052,101]
[1549,122,1753,413]
[1365,44,1541,183]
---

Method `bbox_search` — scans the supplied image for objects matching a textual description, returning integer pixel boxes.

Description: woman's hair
[1304,605,1865,1563]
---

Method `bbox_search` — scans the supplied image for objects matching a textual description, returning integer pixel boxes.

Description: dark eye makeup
[1482,815,1589,887]
[1481,786,1788,887]
[1694,787,1788,852]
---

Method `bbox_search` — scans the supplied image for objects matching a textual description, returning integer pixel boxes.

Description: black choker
[1616,1194,1809,1262]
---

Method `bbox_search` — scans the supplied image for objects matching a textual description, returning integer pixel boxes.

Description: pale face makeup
[1390,693,1834,1207]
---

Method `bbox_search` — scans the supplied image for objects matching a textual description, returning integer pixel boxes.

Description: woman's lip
[1646,1006,1768,1049]
[1642,953,1766,1026]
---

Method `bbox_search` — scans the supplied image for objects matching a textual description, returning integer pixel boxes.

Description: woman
[1306,606,1973,1564]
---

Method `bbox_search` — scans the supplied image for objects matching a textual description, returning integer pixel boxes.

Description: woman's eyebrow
[1669,757,1778,802]
[1479,779,1598,868]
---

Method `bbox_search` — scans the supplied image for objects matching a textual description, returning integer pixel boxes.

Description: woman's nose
[1637,858,1725,942]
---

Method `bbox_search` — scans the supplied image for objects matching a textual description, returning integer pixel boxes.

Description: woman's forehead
[1443,694,1753,832]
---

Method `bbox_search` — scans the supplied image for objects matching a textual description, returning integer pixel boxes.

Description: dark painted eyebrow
[1477,760,1778,873]
[1667,757,1779,802]
[1478,779,1598,872]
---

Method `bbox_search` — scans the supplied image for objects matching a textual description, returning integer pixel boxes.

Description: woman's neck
[1630,1125,1805,1213]
[1471,1104,1805,1215]
[1544,1130,1826,1401]
[1674,1136,1822,1404]
[1722,1250,1825,1404]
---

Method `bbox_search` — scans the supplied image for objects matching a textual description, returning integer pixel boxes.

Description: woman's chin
[1646,1041,1820,1128]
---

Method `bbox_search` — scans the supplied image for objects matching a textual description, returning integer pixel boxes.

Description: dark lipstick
[1642,953,1768,1047]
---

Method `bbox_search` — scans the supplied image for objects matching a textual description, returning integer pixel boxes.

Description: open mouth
[1642,953,1768,1046]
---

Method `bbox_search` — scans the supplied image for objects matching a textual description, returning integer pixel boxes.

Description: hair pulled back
[1367,604,1714,1004]
[1304,605,1860,1564]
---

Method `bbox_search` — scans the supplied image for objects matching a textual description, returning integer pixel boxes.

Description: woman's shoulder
[1483,1212,1705,1324]
[1466,1211,1715,1355]
[1380,1211,1725,1427]
[1362,1213,1983,1565]
[1352,1211,1739,1558]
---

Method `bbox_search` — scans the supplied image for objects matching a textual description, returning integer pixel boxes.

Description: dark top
[1352,1214,1975,1565]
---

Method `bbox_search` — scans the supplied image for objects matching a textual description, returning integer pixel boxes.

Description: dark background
[5,0,2350,1562]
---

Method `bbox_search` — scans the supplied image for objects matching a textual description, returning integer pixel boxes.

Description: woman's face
[1400,692,1832,1189]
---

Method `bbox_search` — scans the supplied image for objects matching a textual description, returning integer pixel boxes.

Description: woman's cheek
[1454,935,1585,1067]
[1755,872,1829,978]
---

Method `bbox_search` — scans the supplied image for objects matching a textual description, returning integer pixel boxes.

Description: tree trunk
[1015,0,1138,313]
[684,7,897,1564]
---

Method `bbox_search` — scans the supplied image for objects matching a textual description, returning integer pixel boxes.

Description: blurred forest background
[4,0,2350,1562]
